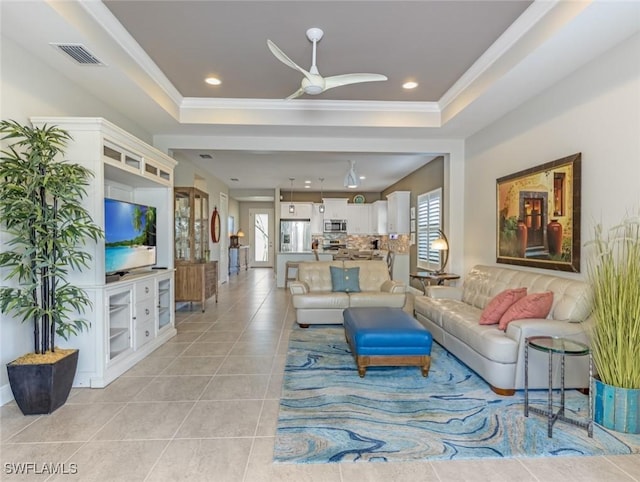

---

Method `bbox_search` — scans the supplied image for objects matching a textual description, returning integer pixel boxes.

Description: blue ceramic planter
[593,378,640,434]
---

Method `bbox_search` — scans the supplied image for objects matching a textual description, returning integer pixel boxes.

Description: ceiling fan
[267,27,388,100]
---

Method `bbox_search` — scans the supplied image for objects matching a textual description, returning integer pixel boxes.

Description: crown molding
[78,0,184,108]
[439,0,560,111]
[179,98,441,128]
[181,97,439,113]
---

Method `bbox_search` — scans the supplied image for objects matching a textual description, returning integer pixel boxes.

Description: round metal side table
[524,336,593,438]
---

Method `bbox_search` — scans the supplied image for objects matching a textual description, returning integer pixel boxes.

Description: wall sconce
[431,229,449,274]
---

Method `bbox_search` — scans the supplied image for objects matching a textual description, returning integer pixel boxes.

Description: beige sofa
[289,260,406,327]
[413,265,592,395]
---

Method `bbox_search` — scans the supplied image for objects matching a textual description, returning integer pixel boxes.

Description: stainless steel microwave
[324,219,347,233]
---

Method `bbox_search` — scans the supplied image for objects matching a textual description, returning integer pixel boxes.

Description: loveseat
[413,265,592,395]
[289,260,406,327]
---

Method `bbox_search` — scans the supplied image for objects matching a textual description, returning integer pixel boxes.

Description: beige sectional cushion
[292,260,406,319]
[349,291,406,308]
[414,296,454,328]
[461,265,591,322]
[297,261,344,292]
[344,260,391,291]
[442,309,520,364]
[292,292,350,309]
[415,295,522,364]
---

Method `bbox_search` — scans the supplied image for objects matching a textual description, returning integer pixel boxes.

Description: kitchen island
[276,251,333,288]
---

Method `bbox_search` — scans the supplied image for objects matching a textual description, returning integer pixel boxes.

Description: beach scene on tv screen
[105,199,157,274]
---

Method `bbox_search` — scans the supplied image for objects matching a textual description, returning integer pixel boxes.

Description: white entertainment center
[31,117,177,388]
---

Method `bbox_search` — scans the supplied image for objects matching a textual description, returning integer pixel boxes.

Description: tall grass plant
[586,216,640,389]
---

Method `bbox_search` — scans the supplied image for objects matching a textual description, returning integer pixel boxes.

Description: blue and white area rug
[274,326,640,464]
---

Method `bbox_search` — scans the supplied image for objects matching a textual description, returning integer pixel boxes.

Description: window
[417,188,442,270]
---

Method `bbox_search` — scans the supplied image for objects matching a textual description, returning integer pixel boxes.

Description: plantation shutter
[417,188,442,270]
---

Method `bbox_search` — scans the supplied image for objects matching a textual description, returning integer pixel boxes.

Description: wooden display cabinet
[174,187,218,310]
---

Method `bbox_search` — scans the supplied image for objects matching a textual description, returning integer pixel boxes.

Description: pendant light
[344,160,360,189]
[288,178,295,214]
[318,177,325,213]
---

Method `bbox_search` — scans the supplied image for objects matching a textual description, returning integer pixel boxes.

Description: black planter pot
[7,349,79,415]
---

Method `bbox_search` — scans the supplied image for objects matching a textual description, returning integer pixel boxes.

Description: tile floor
[1,268,639,481]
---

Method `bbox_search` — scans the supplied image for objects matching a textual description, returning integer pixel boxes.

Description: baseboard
[0,382,14,406]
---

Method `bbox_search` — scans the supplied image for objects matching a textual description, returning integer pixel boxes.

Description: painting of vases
[496,153,581,272]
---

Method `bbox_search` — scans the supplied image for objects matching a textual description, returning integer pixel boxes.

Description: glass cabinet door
[174,190,191,262]
[174,187,209,264]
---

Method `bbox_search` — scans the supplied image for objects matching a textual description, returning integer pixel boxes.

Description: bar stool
[285,261,299,289]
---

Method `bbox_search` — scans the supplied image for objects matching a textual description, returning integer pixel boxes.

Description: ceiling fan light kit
[267,27,388,100]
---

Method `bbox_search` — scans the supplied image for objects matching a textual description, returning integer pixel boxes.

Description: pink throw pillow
[479,288,528,325]
[498,291,554,331]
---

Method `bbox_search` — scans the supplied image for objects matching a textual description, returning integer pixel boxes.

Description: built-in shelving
[30,117,177,389]
[107,288,132,361]
[157,275,173,330]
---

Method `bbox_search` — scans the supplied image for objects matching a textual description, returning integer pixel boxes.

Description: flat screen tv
[104,198,157,276]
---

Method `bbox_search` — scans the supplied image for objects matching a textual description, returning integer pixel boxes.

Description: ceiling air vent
[51,43,104,66]
[199,154,213,159]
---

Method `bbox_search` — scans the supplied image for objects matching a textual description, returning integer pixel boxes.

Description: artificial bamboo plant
[586,215,640,389]
[0,120,103,356]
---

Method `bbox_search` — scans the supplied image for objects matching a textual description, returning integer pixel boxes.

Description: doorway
[219,192,229,282]
[249,208,274,267]
[519,191,549,256]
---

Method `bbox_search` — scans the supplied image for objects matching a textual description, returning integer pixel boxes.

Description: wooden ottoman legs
[355,355,431,378]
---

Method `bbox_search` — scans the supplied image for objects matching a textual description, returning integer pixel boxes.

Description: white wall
[464,32,640,278]
[0,37,155,403]
[1,37,151,142]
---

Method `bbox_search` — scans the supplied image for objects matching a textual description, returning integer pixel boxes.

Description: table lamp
[431,229,449,274]
[230,229,244,248]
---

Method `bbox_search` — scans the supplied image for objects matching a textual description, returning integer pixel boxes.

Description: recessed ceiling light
[403,81,418,89]
[305,180,311,184]
[205,77,221,85]
[359,175,366,180]
[304,185,310,189]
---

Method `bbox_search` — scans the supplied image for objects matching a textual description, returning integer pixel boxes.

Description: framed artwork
[496,153,581,272]
[410,232,416,245]
[410,206,416,220]
[411,219,416,233]
[211,207,221,243]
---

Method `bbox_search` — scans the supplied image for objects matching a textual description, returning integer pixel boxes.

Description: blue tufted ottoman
[343,307,433,377]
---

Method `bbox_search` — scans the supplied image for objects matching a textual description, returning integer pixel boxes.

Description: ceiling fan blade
[285,87,305,100]
[267,39,313,81]
[324,73,388,91]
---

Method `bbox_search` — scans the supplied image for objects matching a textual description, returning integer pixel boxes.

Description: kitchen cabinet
[322,198,348,220]
[311,204,325,234]
[371,200,388,234]
[347,204,371,234]
[280,202,313,220]
[387,191,411,234]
